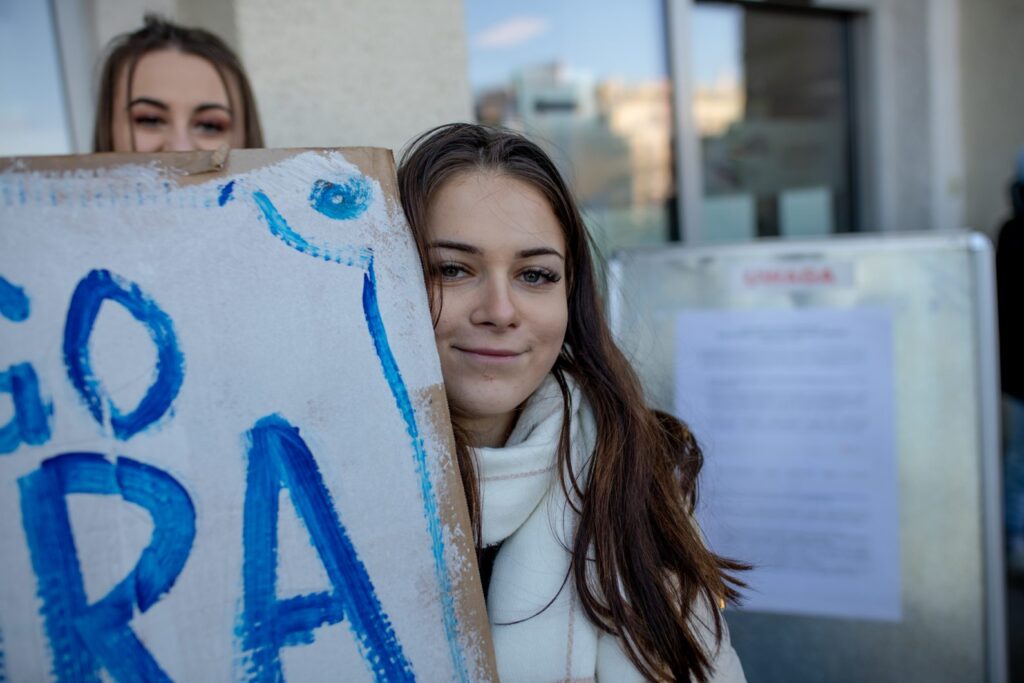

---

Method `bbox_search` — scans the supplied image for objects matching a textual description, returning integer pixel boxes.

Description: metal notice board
[608,232,1006,682]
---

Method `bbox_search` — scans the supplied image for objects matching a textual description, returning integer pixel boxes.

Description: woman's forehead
[119,49,231,106]
[427,172,565,252]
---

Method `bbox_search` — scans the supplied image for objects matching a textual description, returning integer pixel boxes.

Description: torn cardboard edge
[0,146,401,196]
[418,383,498,680]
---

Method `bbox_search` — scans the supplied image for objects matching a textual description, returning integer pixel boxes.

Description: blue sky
[464,0,742,92]
[690,4,743,88]
[465,0,669,90]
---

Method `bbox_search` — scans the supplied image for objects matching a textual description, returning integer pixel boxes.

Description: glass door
[690,2,859,242]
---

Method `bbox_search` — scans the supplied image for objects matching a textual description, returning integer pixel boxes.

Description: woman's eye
[437,263,467,280]
[194,120,228,135]
[520,268,561,285]
[133,115,164,128]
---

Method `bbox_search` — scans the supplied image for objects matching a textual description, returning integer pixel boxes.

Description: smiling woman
[399,123,749,682]
[92,15,264,153]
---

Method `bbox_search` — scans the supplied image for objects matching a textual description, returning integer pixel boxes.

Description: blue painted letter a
[240,414,413,682]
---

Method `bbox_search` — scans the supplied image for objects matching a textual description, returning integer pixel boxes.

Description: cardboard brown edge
[416,384,499,681]
[1,146,499,679]
[0,147,397,190]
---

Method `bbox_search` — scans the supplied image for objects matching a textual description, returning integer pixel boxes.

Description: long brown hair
[398,123,747,682]
[92,14,264,152]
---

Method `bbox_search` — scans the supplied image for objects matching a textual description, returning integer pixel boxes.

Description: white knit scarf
[475,374,747,683]
[476,374,647,682]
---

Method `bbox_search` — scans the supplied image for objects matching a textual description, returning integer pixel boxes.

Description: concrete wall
[832,0,966,233]
[959,0,1024,235]
[177,0,237,50]
[230,0,472,152]
[88,0,175,55]
[876,0,940,233]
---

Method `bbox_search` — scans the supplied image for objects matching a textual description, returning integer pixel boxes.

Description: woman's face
[110,48,244,153]
[425,172,569,447]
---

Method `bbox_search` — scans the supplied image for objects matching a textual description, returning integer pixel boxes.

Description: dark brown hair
[398,123,747,682]
[92,14,264,152]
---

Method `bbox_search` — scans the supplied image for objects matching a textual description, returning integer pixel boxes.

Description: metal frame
[972,233,1010,683]
[666,0,703,243]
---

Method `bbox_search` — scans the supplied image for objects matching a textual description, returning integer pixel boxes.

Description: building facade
[2,0,1021,245]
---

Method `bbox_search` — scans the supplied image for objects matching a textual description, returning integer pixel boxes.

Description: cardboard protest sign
[0,148,496,682]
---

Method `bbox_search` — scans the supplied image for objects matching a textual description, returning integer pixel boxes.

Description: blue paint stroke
[251,190,372,268]
[218,180,236,206]
[0,175,175,209]
[0,362,52,454]
[0,623,6,683]
[63,270,184,441]
[308,177,372,221]
[18,452,195,682]
[362,261,467,682]
[239,414,414,682]
[0,277,29,322]
[248,186,468,681]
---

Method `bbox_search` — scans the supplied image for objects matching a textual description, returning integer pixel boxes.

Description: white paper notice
[675,307,901,621]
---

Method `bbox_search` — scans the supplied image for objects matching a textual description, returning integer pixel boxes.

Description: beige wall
[177,0,237,50]
[89,0,175,55]
[960,0,1024,235]
[231,0,472,152]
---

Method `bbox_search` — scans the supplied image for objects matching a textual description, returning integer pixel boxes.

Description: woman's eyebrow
[128,99,231,115]
[194,103,232,114]
[429,240,481,255]
[517,247,564,260]
[129,97,169,110]
[429,241,564,260]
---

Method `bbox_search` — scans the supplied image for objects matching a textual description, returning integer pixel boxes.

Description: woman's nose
[472,278,519,328]
[166,126,197,152]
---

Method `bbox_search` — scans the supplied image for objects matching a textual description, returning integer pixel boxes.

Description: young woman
[398,123,747,682]
[93,15,264,153]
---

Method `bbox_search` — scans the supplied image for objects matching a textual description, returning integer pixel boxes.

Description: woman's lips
[454,346,524,362]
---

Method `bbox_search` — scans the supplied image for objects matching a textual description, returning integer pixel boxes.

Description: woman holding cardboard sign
[398,124,747,682]
[93,15,263,153]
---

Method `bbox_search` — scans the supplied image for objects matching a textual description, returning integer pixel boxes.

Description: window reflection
[692,3,856,241]
[465,1,674,256]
